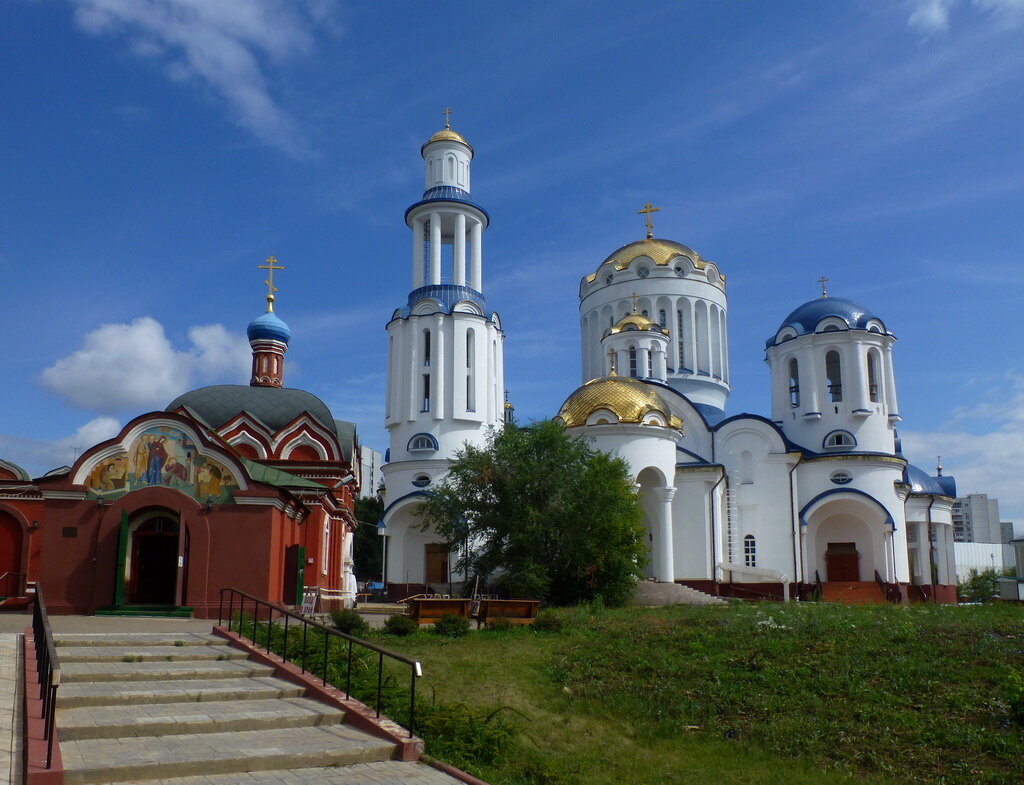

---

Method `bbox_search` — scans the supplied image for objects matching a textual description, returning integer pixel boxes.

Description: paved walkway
[0,634,23,785]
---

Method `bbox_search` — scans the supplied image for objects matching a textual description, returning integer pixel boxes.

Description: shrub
[383,613,419,636]
[486,617,514,632]
[330,608,370,637]
[433,613,471,637]
[958,568,1000,602]
[533,609,562,633]
[1006,671,1024,725]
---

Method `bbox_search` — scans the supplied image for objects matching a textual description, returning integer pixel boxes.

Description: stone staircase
[52,631,466,785]
[820,581,887,605]
[633,580,727,606]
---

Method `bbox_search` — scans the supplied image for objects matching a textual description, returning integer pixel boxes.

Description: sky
[1,0,1023,523]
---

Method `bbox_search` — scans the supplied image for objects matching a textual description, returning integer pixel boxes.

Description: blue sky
[1,0,1023,522]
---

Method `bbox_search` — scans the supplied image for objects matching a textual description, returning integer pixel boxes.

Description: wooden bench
[474,599,541,627]
[406,597,472,624]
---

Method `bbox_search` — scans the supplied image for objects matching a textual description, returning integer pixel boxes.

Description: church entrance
[0,512,23,596]
[127,515,180,605]
[424,543,449,586]
[825,542,860,582]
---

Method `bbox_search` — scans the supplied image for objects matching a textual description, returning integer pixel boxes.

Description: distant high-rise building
[951,494,1012,543]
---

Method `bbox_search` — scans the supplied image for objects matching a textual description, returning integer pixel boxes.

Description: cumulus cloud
[41,317,250,414]
[901,373,1024,527]
[908,0,1024,33]
[0,417,122,476]
[70,0,339,157]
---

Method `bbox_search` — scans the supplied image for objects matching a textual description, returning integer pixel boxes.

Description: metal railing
[219,587,421,738]
[31,584,61,769]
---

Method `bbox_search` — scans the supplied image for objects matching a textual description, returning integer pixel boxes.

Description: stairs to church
[51,631,467,785]
[820,581,887,605]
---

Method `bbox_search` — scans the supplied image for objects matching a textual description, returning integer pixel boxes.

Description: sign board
[300,588,319,615]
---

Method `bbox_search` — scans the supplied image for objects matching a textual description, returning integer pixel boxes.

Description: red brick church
[0,261,361,617]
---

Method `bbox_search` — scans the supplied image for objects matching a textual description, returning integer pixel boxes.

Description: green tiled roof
[167,385,337,435]
[241,458,325,490]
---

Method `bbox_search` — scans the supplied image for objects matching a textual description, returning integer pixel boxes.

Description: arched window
[422,373,431,412]
[823,430,857,449]
[466,330,476,412]
[825,350,842,402]
[867,351,880,403]
[676,310,685,367]
[423,329,431,367]
[647,347,653,377]
[446,156,455,180]
[788,358,800,407]
[744,535,756,568]
[658,309,667,328]
[628,347,638,377]
[408,434,439,452]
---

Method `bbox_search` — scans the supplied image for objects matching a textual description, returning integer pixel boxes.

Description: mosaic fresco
[84,425,239,503]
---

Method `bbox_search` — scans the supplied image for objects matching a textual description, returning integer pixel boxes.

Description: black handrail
[31,584,60,769]
[219,587,421,738]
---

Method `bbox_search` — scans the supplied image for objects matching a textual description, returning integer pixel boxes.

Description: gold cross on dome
[259,255,286,312]
[638,202,660,239]
[630,292,639,314]
[443,107,452,129]
[817,276,829,298]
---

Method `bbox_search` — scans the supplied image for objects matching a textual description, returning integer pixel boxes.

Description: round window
[605,274,614,285]
[830,470,853,485]
[411,474,431,488]
[674,265,685,277]
[637,266,650,278]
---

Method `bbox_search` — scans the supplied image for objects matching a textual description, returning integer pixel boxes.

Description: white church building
[380,122,959,604]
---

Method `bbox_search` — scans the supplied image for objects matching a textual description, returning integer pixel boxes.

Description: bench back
[407,597,472,622]
[476,599,541,621]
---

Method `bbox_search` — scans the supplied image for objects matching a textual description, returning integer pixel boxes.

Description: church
[0,268,362,617]
[380,120,960,604]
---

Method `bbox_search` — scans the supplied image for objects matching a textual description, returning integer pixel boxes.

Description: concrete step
[60,725,397,784]
[58,697,345,740]
[57,644,247,663]
[59,675,306,709]
[118,761,470,784]
[55,632,224,648]
[60,658,274,683]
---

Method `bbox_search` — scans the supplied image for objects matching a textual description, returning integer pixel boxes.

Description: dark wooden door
[825,542,860,581]
[0,513,22,595]
[424,544,449,585]
[129,517,179,605]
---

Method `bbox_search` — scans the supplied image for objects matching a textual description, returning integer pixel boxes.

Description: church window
[825,351,843,402]
[466,330,476,412]
[830,470,853,485]
[446,156,455,180]
[638,266,650,278]
[658,309,667,328]
[629,347,638,378]
[648,348,653,377]
[422,374,431,412]
[408,434,438,452]
[823,430,856,449]
[867,351,880,403]
[423,330,431,367]
[411,473,431,487]
[744,535,756,568]
[788,358,800,407]
[676,310,685,367]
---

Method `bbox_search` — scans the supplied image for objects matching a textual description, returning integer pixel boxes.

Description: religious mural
[84,425,239,503]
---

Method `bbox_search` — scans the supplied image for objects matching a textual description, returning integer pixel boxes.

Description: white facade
[380,123,505,592]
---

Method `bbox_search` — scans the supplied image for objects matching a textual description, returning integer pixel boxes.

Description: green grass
[385,602,1024,785]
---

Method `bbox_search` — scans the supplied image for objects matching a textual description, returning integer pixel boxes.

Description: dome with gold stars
[556,376,681,429]
[604,311,669,338]
[584,238,720,284]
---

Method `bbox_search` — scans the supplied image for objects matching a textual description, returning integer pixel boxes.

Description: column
[411,218,424,289]
[470,220,483,291]
[616,349,628,377]
[638,347,651,378]
[883,346,899,416]
[847,344,868,411]
[688,303,697,372]
[653,487,676,582]
[429,212,442,285]
[453,213,466,286]
[433,314,445,420]
[653,345,667,381]
[407,323,418,421]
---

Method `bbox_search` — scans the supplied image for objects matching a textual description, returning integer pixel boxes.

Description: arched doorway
[127,513,180,605]
[803,494,891,583]
[0,512,23,596]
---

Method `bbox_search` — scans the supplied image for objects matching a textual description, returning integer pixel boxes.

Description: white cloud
[40,317,250,414]
[0,417,122,476]
[908,0,1024,33]
[901,373,1024,526]
[70,0,339,157]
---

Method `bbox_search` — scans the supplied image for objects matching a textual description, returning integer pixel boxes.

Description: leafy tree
[957,568,1000,602]
[353,495,384,583]
[418,420,646,606]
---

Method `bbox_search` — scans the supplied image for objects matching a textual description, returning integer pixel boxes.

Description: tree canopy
[418,419,646,606]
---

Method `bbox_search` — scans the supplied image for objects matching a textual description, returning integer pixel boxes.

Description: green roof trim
[242,458,325,490]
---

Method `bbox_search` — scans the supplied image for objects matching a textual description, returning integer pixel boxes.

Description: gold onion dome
[605,312,669,337]
[556,377,681,429]
[585,238,716,283]
[421,128,473,156]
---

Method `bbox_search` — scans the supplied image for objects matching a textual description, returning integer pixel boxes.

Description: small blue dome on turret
[767,296,888,348]
[247,310,291,344]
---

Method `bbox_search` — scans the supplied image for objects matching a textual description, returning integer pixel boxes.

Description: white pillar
[653,345,667,381]
[412,218,424,289]
[429,212,442,285]
[616,349,628,377]
[847,344,868,411]
[407,323,418,421]
[687,303,697,372]
[883,345,899,416]
[470,220,483,291]
[653,487,676,582]
[638,347,651,378]
[433,314,445,420]
[453,213,466,286]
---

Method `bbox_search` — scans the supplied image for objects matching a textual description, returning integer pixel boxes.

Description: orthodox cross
[630,292,639,314]
[607,348,618,376]
[817,275,829,298]
[638,202,660,239]
[259,255,285,311]
[443,107,452,129]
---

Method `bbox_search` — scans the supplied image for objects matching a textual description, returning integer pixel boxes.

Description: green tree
[418,419,646,606]
[957,567,1000,602]
[353,495,384,583]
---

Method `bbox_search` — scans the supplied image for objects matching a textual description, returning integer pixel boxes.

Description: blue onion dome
[903,464,951,496]
[767,296,887,348]
[247,310,291,344]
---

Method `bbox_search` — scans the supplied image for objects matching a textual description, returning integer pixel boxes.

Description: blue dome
[247,311,292,344]
[903,464,947,495]
[767,296,885,348]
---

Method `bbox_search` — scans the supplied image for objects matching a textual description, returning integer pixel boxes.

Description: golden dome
[556,377,682,429]
[585,238,720,283]
[421,128,474,156]
[605,312,669,337]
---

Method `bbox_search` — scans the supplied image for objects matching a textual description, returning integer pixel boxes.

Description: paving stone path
[52,631,470,785]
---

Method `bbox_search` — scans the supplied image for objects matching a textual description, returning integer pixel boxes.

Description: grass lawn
[376,602,1024,785]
